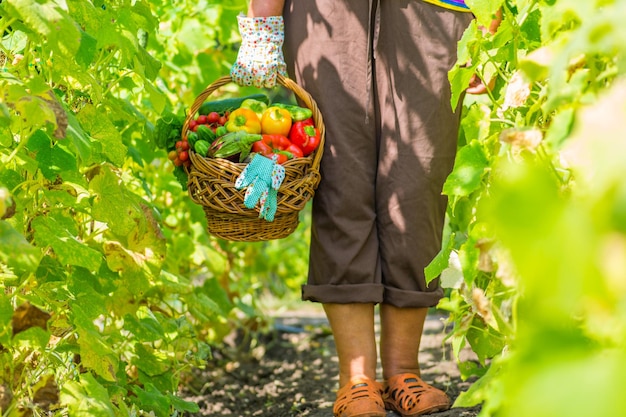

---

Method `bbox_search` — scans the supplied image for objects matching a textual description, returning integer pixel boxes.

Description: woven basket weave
[182,74,325,241]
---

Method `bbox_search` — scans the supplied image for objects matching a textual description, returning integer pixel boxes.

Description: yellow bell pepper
[225,108,262,134]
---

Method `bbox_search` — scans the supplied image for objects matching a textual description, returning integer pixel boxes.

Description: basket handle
[182,74,325,169]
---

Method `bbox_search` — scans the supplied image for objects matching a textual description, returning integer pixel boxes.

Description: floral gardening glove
[230,15,287,89]
[235,154,286,221]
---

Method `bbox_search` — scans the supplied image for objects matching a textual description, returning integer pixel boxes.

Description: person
[230,1,497,416]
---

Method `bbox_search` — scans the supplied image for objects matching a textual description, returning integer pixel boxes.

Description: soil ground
[183,303,481,417]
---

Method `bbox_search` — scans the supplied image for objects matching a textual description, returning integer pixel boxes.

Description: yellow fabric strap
[422,0,472,13]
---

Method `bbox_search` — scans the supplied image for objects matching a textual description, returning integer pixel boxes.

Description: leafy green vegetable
[155,111,184,150]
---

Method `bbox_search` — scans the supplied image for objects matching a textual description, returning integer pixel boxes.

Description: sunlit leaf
[0,221,41,276]
[72,305,118,382]
[76,104,127,166]
[130,383,170,417]
[60,373,116,417]
[31,214,102,271]
[27,130,78,180]
[443,140,490,197]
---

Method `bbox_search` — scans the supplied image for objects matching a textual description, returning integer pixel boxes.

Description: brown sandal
[382,373,450,417]
[333,377,386,417]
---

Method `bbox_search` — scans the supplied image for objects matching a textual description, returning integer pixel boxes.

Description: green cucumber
[196,125,216,143]
[187,131,199,148]
[194,140,210,157]
[272,102,313,121]
[198,94,270,116]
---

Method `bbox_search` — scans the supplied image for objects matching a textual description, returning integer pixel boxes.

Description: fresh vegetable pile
[173,94,321,169]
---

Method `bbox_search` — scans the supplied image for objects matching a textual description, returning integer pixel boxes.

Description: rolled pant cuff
[383,286,444,308]
[302,283,385,304]
[302,284,444,308]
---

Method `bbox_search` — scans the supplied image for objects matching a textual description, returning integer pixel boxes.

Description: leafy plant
[432,0,626,415]
[0,0,309,415]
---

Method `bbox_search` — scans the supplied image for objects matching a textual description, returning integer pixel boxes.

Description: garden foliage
[434,0,626,415]
[0,0,308,415]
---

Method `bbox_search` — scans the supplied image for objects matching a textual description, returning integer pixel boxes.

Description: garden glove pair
[230,14,287,89]
[235,154,285,222]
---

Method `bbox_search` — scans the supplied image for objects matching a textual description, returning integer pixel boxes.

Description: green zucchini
[198,94,270,116]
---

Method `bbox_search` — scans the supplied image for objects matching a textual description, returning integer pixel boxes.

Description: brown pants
[283,0,472,308]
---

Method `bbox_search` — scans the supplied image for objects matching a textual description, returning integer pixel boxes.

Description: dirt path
[183,304,481,416]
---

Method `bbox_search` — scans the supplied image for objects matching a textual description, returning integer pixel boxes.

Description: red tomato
[196,115,208,125]
[178,140,190,151]
[207,112,220,124]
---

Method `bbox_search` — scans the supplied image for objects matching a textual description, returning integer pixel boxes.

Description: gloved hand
[235,154,286,221]
[230,14,287,89]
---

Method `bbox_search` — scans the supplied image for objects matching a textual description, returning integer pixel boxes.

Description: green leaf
[465,0,505,29]
[0,296,13,344]
[31,214,102,271]
[5,0,81,57]
[142,79,167,114]
[67,269,108,321]
[27,130,77,180]
[169,393,200,413]
[135,47,162,82]
[424,231,455,284]
[60,373,116,417]
[123,307,164,342]
[66,112,96,164]
[466,317,505,364]
[12,326,51,350]
[89,166,141,237]
[9,92,58,133]
[133,343,168,377]
[76,104,127,166]
[76,30,98,68]
[130,383,170,417]
[449,65,476,110]
[442,140,490,197]
[72,305,119,382]
[187,290,224,322]
[0,220,42,276]
[200,277,234,315]
[544,107,574,149]
[454,359,503,408]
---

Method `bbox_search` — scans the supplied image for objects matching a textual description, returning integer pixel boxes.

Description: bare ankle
[382,367,421,380]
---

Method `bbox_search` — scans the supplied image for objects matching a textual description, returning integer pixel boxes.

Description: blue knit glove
[235,154,285,221]
[230,15,287,89]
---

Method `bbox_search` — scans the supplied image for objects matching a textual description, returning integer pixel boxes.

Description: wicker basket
[182,74,325,242]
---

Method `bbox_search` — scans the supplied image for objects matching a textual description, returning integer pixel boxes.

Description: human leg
[379,305,449,417]
[324,303,385,417]
[372,3,472,414]
[324,303,378,385]
[379,304,427,379]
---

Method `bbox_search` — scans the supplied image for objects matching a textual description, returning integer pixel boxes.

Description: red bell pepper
[288,118,321,156]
